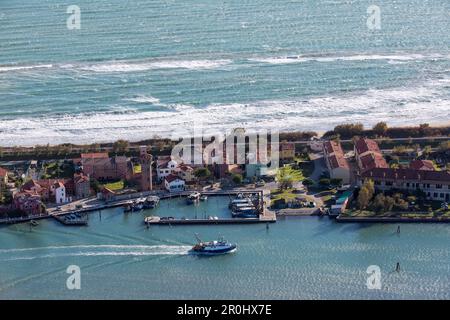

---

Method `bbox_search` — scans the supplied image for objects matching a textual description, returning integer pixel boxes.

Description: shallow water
[0,197,448,299]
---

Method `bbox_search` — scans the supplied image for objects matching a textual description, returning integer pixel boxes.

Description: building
[13,192,43,215]
[280,141,295,161]
[53,181,68,204]
[361,168,450,201]
[21,179,71,204]
[174,164,196,182]
[323,140,350,184]
[74,173,90,199]
[410,160,435,171]
[156,156,179,181]
[0,167,8,194]
[80,153,128,181]
[139,146,153,191]
[164,174,185,192]
[354,138,388,172]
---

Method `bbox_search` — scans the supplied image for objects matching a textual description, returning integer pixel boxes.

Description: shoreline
[0,121,449,150]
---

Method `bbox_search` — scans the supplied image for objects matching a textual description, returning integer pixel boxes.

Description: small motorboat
[187,192,201,204]
[189,234,237,256]
[200,195,208,201]
[29,220,39,226]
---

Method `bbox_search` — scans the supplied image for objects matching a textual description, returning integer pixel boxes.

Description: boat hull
[189,244,237,256]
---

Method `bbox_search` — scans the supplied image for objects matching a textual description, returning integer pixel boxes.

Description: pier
[144,216,275,225]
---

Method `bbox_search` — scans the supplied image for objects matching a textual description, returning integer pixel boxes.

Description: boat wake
[0,245,192,261]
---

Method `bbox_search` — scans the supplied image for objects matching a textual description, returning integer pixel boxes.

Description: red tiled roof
[409,160,435,171]
[21,179,42,191]
[359,152,388,171]
[81,153,109,159]
[165,174,183,183]
[327,154,349,169]
[323,141,342,155]
[355,138,381,155]
[361,168,450,183]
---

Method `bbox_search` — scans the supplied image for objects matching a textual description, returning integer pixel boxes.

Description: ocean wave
[0,76,449,147]
[125,95,161,105]
[248,53,445,65]
[78,59,232,73]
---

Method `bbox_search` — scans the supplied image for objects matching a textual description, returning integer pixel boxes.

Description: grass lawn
[103,180,125,191]
[133,164,142,174]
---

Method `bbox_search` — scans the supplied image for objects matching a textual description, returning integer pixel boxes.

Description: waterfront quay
[145,190,276,225]
[0,189,275,226]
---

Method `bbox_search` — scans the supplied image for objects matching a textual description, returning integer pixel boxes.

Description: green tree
[113,140,129,154]
[194,167,211,179]
[302,178,314,187]
[330,178,343,187]
[373,122,388,136]
[232,174,243,185]
[276,166,303,190]
[357,187,370,210]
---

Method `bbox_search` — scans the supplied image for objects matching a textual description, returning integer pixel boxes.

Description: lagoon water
[0,197,449,299]
[0,0,450,146]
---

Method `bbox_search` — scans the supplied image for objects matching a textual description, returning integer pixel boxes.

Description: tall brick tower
[140,146,153,191]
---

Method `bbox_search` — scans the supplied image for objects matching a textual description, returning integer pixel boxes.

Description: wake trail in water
[0,245,192,261]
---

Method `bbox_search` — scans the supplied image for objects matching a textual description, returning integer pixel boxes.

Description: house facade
[80,153,128,181]
[0,167,8,194]
[74,173,90,199]
[360,168,450,201]
[280,141,295,161]
[323,140,350,184]
[164,174,185,192]
[13,192,43,215]
[156,156,179,181]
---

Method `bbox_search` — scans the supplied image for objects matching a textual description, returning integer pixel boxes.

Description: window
[436,184,442,189]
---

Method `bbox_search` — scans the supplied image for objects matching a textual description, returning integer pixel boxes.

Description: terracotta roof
[327,154,349,169]
[323,141,342,155]
[21,179,42,191]
[361,168,450,183]
[359,152,388,171]
[81,153,109,159]
[355,138,381,155]
[165,174,183,183]
[409,160,435,171]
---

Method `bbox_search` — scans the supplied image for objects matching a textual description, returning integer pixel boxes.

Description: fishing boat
[186,192,201,204]
[189,234,237,256]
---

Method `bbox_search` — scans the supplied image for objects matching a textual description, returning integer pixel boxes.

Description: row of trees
[323,122,450,140]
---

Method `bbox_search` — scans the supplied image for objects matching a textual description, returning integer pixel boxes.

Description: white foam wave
[0,64,53,73]
[0,245,191,260]
[249,53,444,65]
[79,59,232,73]
[1,78,449,147]
[125,95,161,105]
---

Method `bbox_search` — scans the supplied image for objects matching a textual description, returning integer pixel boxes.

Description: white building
[164,174,185,192]
[53,181,68,204]
[156,157,179,181]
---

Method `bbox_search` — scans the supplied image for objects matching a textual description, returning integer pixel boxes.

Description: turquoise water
[0,0,449,146]
[0,197,449,299]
